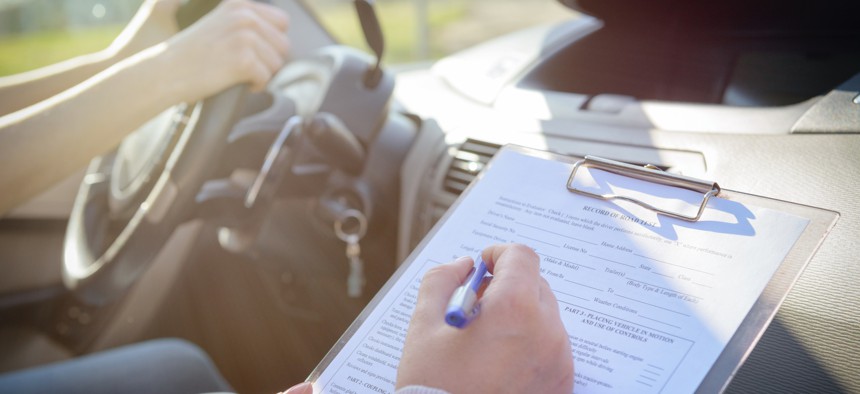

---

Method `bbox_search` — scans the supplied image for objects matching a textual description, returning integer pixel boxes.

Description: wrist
[143,41,203,104]
[109,42,185,110]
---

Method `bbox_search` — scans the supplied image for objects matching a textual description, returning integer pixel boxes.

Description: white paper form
[312,148,809,394]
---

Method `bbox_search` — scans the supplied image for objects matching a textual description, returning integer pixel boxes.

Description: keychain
[334,209,368,298]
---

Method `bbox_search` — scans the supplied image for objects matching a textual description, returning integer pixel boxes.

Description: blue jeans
[0,338,232,394]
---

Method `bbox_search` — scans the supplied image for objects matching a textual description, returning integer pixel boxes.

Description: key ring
[334,209,367,242]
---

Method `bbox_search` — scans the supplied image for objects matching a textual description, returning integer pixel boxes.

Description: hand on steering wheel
[160,0,291,101]
[110,0,290,97]
[63,0,290,304]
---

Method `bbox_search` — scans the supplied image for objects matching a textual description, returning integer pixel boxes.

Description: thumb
[413,256,474,318]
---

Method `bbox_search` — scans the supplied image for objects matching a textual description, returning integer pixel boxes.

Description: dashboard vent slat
[442,139,502,196]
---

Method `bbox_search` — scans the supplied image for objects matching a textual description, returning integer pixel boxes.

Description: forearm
[0,0,184,115]
[0,48,124,115]
[0,0,291,216]
[0,44,180,215]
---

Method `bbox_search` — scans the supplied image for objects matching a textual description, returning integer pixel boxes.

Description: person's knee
[141,338,212,365]
[131,338,229,389]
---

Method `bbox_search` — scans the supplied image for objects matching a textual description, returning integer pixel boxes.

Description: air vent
[442,139,501,196]
[410,138,502,252]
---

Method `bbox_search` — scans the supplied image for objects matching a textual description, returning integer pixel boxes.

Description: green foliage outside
[312,0,467,63]
[0,0,466,77]
[0,0,569,77]
[0,26,121,76]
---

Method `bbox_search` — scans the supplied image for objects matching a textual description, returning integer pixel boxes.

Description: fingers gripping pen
[445,258,489,328]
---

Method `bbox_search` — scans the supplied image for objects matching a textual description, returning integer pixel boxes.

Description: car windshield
[0,0,573,76]
[304,0,574,65]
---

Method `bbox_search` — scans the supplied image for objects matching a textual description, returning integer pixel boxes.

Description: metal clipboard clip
[567,156,721,222]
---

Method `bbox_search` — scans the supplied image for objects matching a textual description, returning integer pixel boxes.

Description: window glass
[306,0,575,65]
[0,0,577,75]
[0,0,140,76]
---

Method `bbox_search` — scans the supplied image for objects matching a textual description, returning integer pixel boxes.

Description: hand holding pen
[396,244,574,394]
[444,257,489,328]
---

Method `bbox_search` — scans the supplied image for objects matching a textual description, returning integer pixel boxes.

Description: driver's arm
[0,0,290,216]
[0,0,184,115]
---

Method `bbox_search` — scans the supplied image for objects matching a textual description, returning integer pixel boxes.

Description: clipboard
[563,152,838,393]
[308,144,838,394]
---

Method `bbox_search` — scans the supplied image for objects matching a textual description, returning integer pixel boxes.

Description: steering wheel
[62,85,249,305]
[63,46,394,305]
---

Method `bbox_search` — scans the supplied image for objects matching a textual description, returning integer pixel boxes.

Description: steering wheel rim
[63,45,395,306]
[63,86,247,305]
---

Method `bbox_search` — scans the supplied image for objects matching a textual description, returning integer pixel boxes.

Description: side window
[0,0,139,76]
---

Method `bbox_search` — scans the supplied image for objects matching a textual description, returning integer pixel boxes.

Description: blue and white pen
[445,258,489,328]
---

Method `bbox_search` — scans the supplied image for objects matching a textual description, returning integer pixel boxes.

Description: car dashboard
[391,14,860,393]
